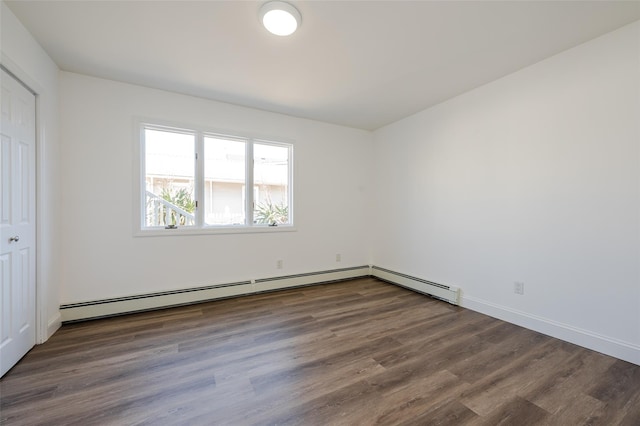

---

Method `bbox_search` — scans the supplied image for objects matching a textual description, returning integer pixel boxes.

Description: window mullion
[246,139,254,226]
[195,132,205,228]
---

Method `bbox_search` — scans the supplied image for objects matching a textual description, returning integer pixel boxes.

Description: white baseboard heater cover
[371,266,460,305]
[60,265,459,323]
[60,266,370,323]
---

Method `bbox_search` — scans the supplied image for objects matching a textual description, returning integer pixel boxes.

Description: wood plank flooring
[1,277,639,425]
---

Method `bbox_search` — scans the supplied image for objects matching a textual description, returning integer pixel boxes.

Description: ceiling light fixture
[260,1,301,36]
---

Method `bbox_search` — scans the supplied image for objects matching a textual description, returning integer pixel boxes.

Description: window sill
[134,225,297,237]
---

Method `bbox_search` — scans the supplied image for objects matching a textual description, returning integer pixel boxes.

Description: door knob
[9,236,19,243]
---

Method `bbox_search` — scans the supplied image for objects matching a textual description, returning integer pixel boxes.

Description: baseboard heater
[371,266,460,305]
[60,266,371,323]
[60,265,460,323]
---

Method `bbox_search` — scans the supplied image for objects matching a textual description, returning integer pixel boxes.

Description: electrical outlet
[277,260,283,269]
[514,281,525,295]
[336,253,341,262]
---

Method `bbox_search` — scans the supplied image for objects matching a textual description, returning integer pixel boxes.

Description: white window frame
[134,119,295,236]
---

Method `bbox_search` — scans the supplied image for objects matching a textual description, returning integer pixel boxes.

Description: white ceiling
[6,1,640,130]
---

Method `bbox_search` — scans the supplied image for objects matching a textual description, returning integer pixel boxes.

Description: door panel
[19,248,31,331]
[0,68,36,377]
[19,141,30,221]
[1,135,10,224]
[1,253,10,341]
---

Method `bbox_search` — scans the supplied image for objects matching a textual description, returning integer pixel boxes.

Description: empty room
[1,1,639,424]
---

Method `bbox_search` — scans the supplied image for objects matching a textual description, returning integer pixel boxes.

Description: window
[139,122,293,234]
[143,127,196,228]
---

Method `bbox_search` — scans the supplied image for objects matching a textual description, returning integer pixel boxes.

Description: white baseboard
[60,266,370,323]
[462,294,640,366]
[46,313,62,341]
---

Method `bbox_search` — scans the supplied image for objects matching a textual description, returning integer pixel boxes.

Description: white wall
[1,1,61,340]
[59,72,372,303]
[373,21,640,364]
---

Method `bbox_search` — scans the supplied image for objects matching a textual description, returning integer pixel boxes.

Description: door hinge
[195,201,198,208]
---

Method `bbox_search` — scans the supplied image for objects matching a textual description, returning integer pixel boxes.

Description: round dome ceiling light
[260,1,301,36]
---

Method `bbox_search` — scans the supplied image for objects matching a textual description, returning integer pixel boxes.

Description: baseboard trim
[46,313,62,341]
[462,294,640,366]
[60,266,370,323]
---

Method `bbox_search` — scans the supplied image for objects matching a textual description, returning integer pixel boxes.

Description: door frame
[1,54,55,344]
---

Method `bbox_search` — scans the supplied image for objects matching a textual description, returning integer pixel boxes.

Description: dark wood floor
[1,278,639,425]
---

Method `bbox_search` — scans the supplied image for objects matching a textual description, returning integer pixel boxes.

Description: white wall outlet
[277,260,283,269]
[514,281,525,295]
[336,253,341,262]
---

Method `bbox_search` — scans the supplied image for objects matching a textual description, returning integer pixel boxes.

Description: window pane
[254,143,290,225]
[204,136,246,225]
[144,128,195,227]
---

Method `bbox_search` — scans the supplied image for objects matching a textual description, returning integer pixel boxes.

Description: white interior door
[0,68,36,377]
